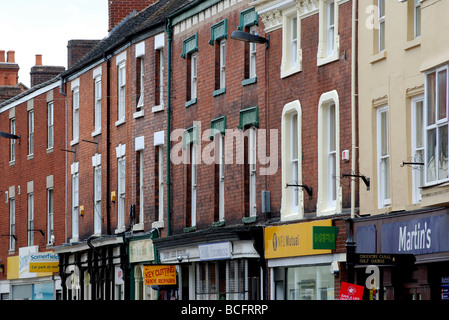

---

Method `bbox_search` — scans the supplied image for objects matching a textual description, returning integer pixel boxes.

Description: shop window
[286,265,335,300]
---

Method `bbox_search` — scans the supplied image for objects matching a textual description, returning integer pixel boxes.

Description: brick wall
[108,0,158,32]
[0,85,66,281]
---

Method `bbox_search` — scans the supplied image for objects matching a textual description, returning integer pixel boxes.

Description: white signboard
[198,242,232,261]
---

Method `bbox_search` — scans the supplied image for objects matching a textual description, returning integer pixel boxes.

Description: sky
[0,0,109,88]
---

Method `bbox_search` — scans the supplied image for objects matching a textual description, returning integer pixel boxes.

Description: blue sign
[381,214,449,255]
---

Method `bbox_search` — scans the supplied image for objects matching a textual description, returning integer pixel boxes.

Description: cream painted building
[358,0,449,215]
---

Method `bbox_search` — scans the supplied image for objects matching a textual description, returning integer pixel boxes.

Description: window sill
[91,129,102,137]
[213,88,226,97]
[242,77,257,86]
[404,37,421,51]
[115,117,126,127]
[152,220,165,229]
[46,147,54,154]
[317,52,339,67]
[185,98,197,108]
[70,139,79,146]
[369,50,387,64]
[27,154,34,160]
[281,64,302,79]
[9,160,15,166]
[132,223,144,232]
[133,109,145,119]
[184,225,197,233]
[115,226,126,234]
[242,216,258,224]
[212,220,225,227]
[152,104,164,113]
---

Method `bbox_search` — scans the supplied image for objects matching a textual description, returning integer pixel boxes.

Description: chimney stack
[0,50,5,63]
[7,50,15,63]
[35,54,43,66]
[108,0,158,32]
[30,54,65,87]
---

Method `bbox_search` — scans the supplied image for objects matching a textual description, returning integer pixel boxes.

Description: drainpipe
[350,0,358,219]
[105,53,112,235]
[60,76,68,242]
[166,19,173,236]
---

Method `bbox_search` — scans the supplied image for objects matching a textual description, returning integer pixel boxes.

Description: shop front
[153,226,264,300]
[353,207,449,300]
[265,219,346,300]
[4,246,61,300]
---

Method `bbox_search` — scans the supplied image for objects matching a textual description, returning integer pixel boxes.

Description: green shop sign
[312,226,338,250]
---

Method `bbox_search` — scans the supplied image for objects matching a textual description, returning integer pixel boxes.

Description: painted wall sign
[381,214,449,255]
[144,265,177,286]
[312,226,337,250]
[129,239,154,263]
[198,241,232,261]
[264,219,332,259]
[29,252,59,273]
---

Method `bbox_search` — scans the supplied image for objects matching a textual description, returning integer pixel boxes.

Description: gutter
[165,18,173,237]
[351,0,358,218]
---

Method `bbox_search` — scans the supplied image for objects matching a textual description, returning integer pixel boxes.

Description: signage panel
[29,252,59,273]
[198,242,232,261]
[339,282,364,300]
[381,214,449,255]
[312,226,337,250]
[350,253,415,265]
[129,239,154,263]
[264,220,332,259]
[144,265,177,286]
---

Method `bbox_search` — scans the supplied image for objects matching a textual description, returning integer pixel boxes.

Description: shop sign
[381,214,449,255]
[198,242,232,261]
[29,252,59,273]
[144,265,177,286]
[350,253,415,265]
[129,239,155,263]
[312,226,337,250]
[339,282,364,300]
[264,220,332,259]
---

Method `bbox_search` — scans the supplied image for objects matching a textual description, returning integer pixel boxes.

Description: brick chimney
[0,50,26,103]
[30,54,65,87]
[108,0,158,32]
[67,40,101,69]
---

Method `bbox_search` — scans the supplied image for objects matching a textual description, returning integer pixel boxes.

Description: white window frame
[425,66,449,185]
[377,105,391,208]
[317,0,339,66]
[94,76,102,135]
[71,163,79,242]
[28,193,34,246]
[28,110,34,156]
[153,33,165,112]
[158,147,164,224]
[117,61,126,124]
[378,0,385,52]
[317,91,341,216]
[10,118,15,163]
[281,8,301,78]
[249,26,257,79]
[48,101,54,149]
[72,86,80,145]
[47,188,54,244]
[118,156,126,232]
[9,197,15,251]
[281,101,303,221]
[191,53,198,100]
[248,127,257,217]
[411,95,424,204]
[94,162,102,236]
[217,133,225,222]
[219,39,226,89]
[137,58,144,109]
[414,0,421,39]
[191,143,198,227]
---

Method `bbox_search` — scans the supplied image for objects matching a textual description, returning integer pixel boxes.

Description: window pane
[427,72,436,125]
[427,128,436,182]
[438,70,447,120]
[438,125,448,180]
[381,111,388,156]
[328,104,336,152]
[415,100,424,148]
[381,157,390,200]
[291,113,298,159]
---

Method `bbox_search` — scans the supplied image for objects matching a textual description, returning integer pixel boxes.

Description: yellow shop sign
[264,220,332,259]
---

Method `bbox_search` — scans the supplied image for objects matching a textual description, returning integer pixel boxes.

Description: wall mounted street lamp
[230,30,270,49]
[0,131,20,141]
